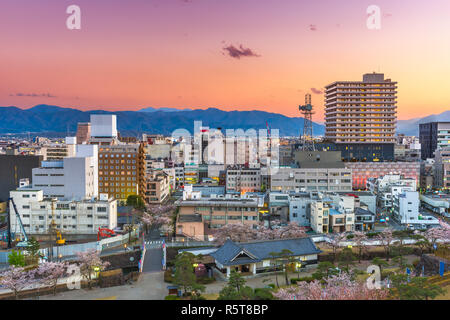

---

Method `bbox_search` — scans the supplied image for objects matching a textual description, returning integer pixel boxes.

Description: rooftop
[210,238,321,267]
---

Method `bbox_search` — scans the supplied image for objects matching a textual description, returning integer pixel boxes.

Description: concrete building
[310,201,330,234]
[434,147,450,189]
[346,161,420,190]
[90,114,118,139]
[41,137,77,160]
[267,192,289,222]
[9,187,117,236]
[367,174,417,209]
[76,123,91,144]
[324,72,397,161]
[354,207,375,231]
[393,191,439,229]
[420,159,435,190]
[97,143,146,205]
[145,171,170,204]
[175,195,262,240]
[0,152,43,202]
[288,192,314,227]
[420,193,450,218]
[226,167,261,194]
[419,122,450,160]
[270,167,352,193]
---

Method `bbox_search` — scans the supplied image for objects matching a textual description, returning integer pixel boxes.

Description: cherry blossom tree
[213,222,307,245]
[353,231,369,263]
[141,204,175,235]
[35,261,68,295]
[273,272,389,300]
[0,266,36,300]
[326,233,347,263]
[422,225,449,251]
[75,249,110,289]
[376,228,396,261]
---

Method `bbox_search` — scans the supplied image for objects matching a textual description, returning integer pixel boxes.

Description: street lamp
[58,253,63,262]
[124,243,128,251]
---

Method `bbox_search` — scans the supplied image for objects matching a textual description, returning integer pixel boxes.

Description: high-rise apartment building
[325,73,397,161]
[419,122,450,160]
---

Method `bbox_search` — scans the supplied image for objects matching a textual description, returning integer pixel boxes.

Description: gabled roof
[211,238,321,266]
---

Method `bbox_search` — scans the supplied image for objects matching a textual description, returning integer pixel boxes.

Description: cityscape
[0,0,449,311]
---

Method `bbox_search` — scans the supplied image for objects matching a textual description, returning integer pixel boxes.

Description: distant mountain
[0,105,325,137]
[140,107,193,112]
[397,110,450,136]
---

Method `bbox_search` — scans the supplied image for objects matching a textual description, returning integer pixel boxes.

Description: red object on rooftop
[97,227,116,241]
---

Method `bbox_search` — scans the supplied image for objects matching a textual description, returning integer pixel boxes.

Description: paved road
[40,272,166,300]
[142,247,163,273]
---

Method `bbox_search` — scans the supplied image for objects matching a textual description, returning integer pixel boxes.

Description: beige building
[310,201,330,234]
[325,73,397,161]
[176,196,261,240]
[145,171,170,204]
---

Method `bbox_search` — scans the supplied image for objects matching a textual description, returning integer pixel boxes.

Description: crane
[50,199,65,245]
[7,197,30,248]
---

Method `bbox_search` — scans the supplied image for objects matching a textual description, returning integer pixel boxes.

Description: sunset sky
[1,0,450,122]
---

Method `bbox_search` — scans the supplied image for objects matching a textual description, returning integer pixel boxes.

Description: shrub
[197,277,215,284]
[254,288,273,300]
[346,234,355,240]
[164,269,174,283]
[291,276,315,284]
[366,232,381,238]
[164,295,179,300]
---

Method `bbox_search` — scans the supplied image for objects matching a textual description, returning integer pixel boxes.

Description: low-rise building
[270,167,352,193]
[419,193,450,218]
[393,191,439,229]
[354,207,375,231]
[226,167,261,194]
[210,238,321,277]
[9,188,117,236]
[145,171,170,204]
[175,195,262,240]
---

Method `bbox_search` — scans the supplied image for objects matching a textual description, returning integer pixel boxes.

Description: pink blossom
[274,272,389,300]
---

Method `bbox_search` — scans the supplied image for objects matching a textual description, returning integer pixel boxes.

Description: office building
[0,152,43,202]
[98,143,146,205]
[419,122,450,160]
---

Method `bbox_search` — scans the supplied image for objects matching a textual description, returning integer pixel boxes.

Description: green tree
[173,252,205,296]
[27,237,40,257]
[312,261,337,280]
[268,252,281,288]
[218,271,255,300]
[8,250,25,267]
[390,274,445,300]
[228,270,246,292]
[126,195,145,210]
[391,245,414,270]
[371,257,389,276]
[338,247,356,273]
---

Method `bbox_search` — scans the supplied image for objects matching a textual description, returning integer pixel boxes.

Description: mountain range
[0,105,448,137]
[0,105,324,137]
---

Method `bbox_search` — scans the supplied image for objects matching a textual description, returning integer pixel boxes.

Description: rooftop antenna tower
[299,93,315,151]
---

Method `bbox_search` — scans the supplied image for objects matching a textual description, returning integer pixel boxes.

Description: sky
[1,0,450,122]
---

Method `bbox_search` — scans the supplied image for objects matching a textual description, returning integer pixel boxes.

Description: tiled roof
[211,237,321,266]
